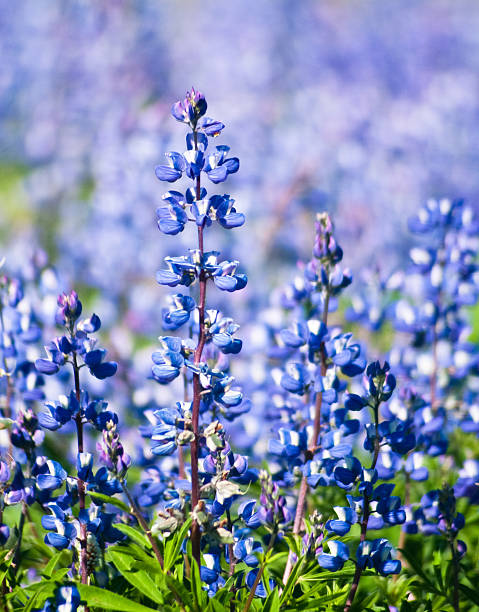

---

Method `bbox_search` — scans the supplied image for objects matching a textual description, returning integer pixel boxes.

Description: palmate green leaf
[164,516,192,571]
[263,588,280,612]
[298,567,376,583]
[350,587,381,611]
[164,572,194,610]
[295,579,343,604]
[401,550,443,596]
[113,541,157,565]
[41,550,71,579]
[282,533,301,558]
[204,601,227,612]
[0,552,13,586]
[7,585,29,608]
[113,522,152,548]
[22,581,57,612]
[106,549,165,605]
[89,491,130,513]
[189,555,208,612]
[282,587,348,611]
[208,578,236,608]
[279,556,306,606]
[459,582,479,606]
[77,584,159,612]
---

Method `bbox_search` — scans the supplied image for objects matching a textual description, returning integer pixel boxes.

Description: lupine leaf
[88,491,130,513]
[164,517,192,571]
[77,585,159,612]
[263,588,280,612]
[113,523,152,548]
[107,549,165,605]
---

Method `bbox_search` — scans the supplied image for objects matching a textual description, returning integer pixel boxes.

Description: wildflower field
[1,2,479,611]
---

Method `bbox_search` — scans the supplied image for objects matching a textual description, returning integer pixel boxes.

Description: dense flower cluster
[0,90,477,612]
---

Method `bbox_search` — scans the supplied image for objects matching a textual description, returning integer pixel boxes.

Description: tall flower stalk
[151,88,247,567]
[279,213,353,584]
[35,290,120,589]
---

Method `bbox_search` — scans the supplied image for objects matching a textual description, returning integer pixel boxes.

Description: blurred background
[1,0,479,335]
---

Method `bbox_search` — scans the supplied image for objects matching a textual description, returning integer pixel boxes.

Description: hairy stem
[177,373,190,480]
[190,129,207,567]
[72,353,89,593]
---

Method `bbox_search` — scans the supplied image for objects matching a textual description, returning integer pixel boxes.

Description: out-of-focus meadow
[2,0,479,300]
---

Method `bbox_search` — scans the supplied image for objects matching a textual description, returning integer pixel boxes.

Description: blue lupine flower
[269,428,307,459]
[357,539,401,575]
[207,310,243,354]
[83,348,117,379]
[233,538,262,567]
[238,499,262,529]
[325,333,366,377]
[404,452,428,481]
[37,584,81,612]
[204,146,239,184]
[200,552,222,586]
[36,459,67,492]
[280,321,309,349]
[245,567,274,599]
[77,452,94,482]
[365,361,396,402]
[162,293,196,330]
[4,466,35,505]
[42,503,77,550]
[454,459,479,504]
[304,459,333,488]
[208,194,245,228]
[157,194,189,235]
[375,451,401,480]
[317,539,350,571]
[144,402,192,456]
[333,456,362,489]
[325,506,357,536]
[15,360,45,401]
[155,151,186,183]
[0,524,9,546]
[91,466,123,497]
[281,362,310,395]
[211,259,247,292]
[77,313,101,334]
[151,336,186,384]
[35,337,69,375]
[0,460,10,484]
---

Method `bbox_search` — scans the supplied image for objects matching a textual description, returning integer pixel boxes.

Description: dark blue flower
[155,151,186,183]
[317,540,349,571]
